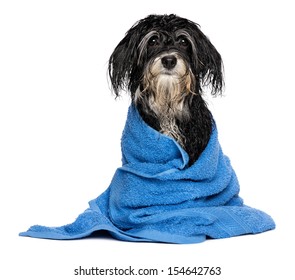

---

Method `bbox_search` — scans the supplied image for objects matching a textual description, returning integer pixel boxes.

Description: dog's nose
[161,55,177,70]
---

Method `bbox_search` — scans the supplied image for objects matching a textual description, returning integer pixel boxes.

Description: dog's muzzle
[148,52,188,78]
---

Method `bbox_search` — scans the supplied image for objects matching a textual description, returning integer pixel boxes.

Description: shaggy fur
[108,14,224,165]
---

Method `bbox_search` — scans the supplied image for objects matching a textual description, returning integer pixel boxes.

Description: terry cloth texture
[20,105,275,243]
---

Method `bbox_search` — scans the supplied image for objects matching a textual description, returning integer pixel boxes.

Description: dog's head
[108,14,223,99]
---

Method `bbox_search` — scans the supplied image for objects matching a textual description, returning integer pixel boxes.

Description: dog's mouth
[161,69,176,76]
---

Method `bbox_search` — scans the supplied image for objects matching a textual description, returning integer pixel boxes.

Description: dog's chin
[153,73,181,94]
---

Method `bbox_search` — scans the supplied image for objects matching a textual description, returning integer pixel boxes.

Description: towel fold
[20,104,275,243]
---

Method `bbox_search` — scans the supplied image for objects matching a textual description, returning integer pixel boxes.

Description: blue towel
[20,105,275,243]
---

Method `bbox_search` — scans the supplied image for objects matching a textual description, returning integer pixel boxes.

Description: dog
[108,14,224,166]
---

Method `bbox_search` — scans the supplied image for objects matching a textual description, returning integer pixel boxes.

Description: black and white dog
[109,14,224,166]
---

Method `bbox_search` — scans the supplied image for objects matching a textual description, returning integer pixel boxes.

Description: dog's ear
[108,28,142,97]
[191,27,224,95]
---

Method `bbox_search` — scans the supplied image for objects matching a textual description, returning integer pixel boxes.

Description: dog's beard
[135,53,195,147]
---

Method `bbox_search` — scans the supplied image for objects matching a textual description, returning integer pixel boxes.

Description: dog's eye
[178,37,189,47]
[148,36,159,46]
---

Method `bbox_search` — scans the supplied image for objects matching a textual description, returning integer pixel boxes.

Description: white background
[1,0,294,279]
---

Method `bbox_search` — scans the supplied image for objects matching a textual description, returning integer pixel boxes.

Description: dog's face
[108,14,223,98]
[138,30,195,108]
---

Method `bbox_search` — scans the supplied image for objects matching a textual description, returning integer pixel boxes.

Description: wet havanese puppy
[108,14,224,166]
